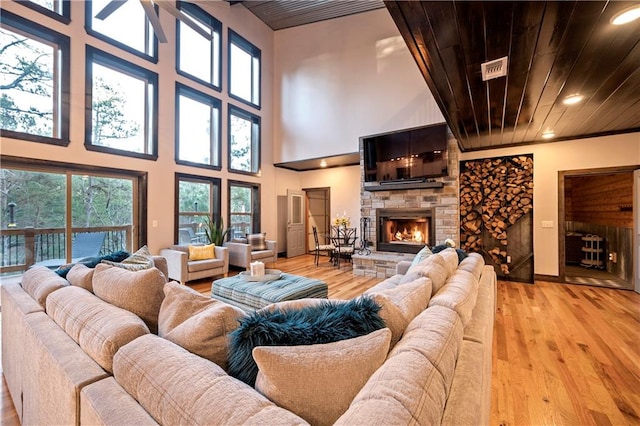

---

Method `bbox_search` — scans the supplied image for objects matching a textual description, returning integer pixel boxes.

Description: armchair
[223,238,277,270]
[159,244,229,285]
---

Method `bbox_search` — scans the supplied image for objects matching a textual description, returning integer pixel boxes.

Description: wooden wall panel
[566,174,633,229]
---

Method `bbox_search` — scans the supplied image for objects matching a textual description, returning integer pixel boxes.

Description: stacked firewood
[460,156,533,275]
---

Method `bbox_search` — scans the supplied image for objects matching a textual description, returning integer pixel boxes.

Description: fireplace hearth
[376,208,434,254]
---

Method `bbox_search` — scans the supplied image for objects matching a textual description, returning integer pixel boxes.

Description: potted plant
[203,215,231,246]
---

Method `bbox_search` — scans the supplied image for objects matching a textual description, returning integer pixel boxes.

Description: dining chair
[331,226,356,268]
[312,226,335,266]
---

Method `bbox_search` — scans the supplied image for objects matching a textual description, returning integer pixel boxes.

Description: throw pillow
[253,328,392,426]
[228,296,385,386]
[158,281,246,370]
[188,243,216,261]
[410,245,433,268]
[54,250,130,278]
[368,277,432,348]
[66,263,95,292]
[401,253,449,294]
[101,245,154,271]
[92,263,166,333]
[247,233,267,251]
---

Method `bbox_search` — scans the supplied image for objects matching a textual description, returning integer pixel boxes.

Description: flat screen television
[362,123,449,184]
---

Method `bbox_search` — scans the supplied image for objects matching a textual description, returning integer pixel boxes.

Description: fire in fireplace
[376,208,434,254]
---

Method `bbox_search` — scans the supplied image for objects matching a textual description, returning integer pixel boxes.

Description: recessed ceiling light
[611,4,640,25]
[563,94,584,105]
[542,131,555,139]
[320,160,327,168]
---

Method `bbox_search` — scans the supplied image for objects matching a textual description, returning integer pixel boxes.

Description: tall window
[0,10,70,145]
[15,0,71,23]
[176,1,221,90]
[228,29,260,109]
[175,83,221,169]
[85,46,158,160]
[228,180,260,238]
[228,104,260,175]
[176,174,221,245]
[86,0,157,61]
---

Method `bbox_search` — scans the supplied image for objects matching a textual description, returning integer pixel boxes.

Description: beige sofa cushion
[335,305,463,426]
[92,263,165,333]
[364,274,404,293]
[80,377,159,425]
[458,252,485,281]
[254,328,391,426]
[368,277,432,347]
[158,281,246,370]
[429,269,479,326]
[22,312,109,425]
[441,339,487,426]
[400,253,449,294]
[463,267,495,344]
[113,334,307,425]
[66,264,95,292]
[46,286,149,373]
[21,266,68,307]
[439,247,461,276]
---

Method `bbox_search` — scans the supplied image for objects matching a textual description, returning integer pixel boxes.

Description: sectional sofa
[2,247,496,425]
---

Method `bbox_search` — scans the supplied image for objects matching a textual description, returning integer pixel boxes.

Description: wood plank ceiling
[232,0,385,30]
[384,1,640,151]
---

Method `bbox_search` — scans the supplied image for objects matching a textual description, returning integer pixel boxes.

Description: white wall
[273,8,445,163]
[460,132,640,277]
[1,1,276,254]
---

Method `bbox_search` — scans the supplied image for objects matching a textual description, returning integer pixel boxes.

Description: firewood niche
[460,155,534,282]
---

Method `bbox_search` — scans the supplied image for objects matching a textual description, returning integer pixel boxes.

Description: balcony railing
[1,226,132,274]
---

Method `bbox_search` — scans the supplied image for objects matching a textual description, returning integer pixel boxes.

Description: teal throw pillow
[410,245,433,268]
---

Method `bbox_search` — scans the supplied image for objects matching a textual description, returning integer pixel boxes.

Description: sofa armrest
[214,245,229,275]
[223,241,252,269]
[266,240,277,254]
[396,260,412,275]
[159,249,188,284]
[152,256,169,280]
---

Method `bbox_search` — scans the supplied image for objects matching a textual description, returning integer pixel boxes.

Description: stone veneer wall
[356,136,460,277]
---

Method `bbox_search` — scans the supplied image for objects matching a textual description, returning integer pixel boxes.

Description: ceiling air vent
[481,56,508,81]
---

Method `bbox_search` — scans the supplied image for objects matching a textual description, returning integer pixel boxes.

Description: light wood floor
[2,254,640,425]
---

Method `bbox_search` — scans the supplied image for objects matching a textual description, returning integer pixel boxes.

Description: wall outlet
[152,220,158,228]
[506,255,512,263]
[609,252,617,263]
[541,220,554,228]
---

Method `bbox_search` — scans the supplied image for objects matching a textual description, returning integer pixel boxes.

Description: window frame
[175,82,222,170]
[1,154,149,264]
[0,9,71,146]
[176,1,222,91]
[85,0,159,63]
[228,29,261,110]
[228,180,261,238]
[84,45,159,161]
[174,173,222,245]
[228,104,261,176]
[14,0,71,24]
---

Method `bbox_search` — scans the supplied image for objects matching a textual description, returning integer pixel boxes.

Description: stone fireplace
[354,136,460,278]
[376,208,435,254]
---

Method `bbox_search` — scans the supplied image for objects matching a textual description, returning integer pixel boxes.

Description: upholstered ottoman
[211,273,328,311]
